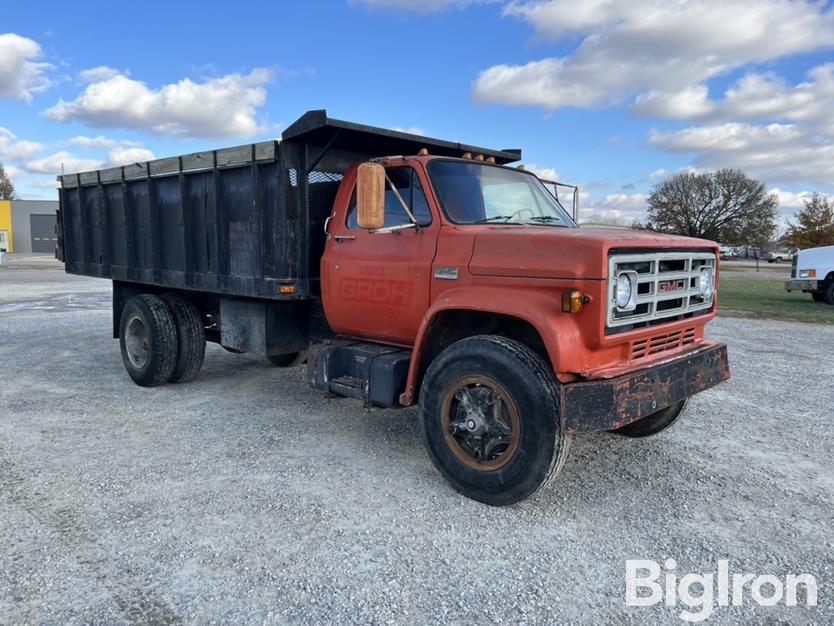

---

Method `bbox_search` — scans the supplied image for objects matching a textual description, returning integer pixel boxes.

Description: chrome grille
[607,251,716,329]
[791,255,798,278]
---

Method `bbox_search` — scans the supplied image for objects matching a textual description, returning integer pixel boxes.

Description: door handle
[333,235,357,241]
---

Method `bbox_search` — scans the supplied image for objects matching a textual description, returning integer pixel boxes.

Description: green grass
[718,274,834,324]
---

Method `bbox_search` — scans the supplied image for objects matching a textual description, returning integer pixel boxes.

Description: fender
[399,285,586,406]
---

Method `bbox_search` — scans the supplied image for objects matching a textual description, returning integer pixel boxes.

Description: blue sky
[2,0,833,227]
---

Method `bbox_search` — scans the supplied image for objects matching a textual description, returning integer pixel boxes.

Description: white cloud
[649,122,834,186]
[69,135,142,150]
[578,192,648,224]
[474,1,834,110]
[24,151,103,175]
[391,126,427,136]
[45,68,273,138]
[105,146,155,166]
[0,33,52,101]
[526,164,559,180]
[769,188,834,211]
[632,85,714,119]
[24,142,157,176]
[69,135,120,150]
[0,127,44,161]
[632,64,834,132]
[3,165,22,181]
[647,168,669,181]
[649,122,803,152]
[78,66,122,83]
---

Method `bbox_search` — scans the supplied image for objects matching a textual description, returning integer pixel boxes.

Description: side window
[347,167,432,229]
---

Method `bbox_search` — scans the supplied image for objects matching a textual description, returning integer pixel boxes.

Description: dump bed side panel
[59,143,308,300]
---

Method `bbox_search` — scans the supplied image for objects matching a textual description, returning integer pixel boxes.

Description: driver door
[322,165,438,345]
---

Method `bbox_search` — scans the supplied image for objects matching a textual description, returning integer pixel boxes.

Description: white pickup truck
[785,245,834,304]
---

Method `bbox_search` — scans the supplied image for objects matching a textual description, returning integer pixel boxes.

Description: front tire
[610,400,688,438]
[419,336,570,506]
[119,294,178,387]
[825,281,834,305]
[812,292,826,303]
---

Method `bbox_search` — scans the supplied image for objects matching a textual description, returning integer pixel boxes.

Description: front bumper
[560,342,729,433]
[785,279,818,292]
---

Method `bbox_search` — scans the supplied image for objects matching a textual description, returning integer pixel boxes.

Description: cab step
[309,340,411,408]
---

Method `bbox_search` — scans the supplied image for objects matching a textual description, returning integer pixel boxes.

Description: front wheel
[420,336,570,506]
[825,281,834,305]
[610,400,688,438]
[812,292,826,303]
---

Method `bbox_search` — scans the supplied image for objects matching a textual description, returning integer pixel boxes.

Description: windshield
[427,160,577,227]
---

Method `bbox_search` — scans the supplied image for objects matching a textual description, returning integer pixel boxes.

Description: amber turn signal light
[562,290,589,313]
[279,285,296,295]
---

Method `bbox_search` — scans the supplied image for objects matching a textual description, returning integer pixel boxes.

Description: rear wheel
[420,335,570,506]
[266,352,306,367]
[610,400,688,438]
[119,294,178,387]
[161,293,205,383]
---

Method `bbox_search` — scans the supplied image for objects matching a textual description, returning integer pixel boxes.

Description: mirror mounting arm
[384,172,419,226]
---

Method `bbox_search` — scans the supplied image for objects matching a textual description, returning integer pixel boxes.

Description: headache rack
[607,251,716,330]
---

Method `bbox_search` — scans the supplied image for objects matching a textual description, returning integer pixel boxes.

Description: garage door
[30,214,57,253]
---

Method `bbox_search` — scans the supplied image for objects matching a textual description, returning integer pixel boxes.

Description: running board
[308,341,411,408]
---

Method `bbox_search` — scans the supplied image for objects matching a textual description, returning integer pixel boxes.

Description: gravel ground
[1,271,832,625]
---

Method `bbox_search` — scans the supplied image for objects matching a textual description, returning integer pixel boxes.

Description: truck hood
[468,226,717,280]
[796,245,834,272]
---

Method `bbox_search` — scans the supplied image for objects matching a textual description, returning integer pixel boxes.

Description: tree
[645,169,777,244]
[785,194,834,250]
[0,163,16,200]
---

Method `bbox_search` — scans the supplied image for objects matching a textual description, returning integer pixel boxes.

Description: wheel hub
[124,314,150,369]
[441,375,521,471]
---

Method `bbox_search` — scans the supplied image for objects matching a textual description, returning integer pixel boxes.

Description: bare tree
[785,194,834,250]
[646,169,777,244]
[0,163,16,200]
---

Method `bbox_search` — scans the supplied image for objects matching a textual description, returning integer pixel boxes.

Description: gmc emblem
[658,279,686,293]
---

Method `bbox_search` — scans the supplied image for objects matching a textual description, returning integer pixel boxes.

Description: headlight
[615,272,636,310]
[698,266,715,298]
[799,269,816,278]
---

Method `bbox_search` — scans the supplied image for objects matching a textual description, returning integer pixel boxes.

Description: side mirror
[356,162,385,230]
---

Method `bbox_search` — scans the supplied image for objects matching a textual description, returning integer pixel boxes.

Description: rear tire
[161,293,205,383]
[119,294,178,387]
[610,400,688,438]
[266,352,306,367]
[420,335,570,506]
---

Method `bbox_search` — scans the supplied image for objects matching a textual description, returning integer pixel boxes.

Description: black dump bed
[57,109,520,300]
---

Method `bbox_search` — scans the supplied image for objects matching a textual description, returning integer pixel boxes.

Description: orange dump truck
[58,110,730,505]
